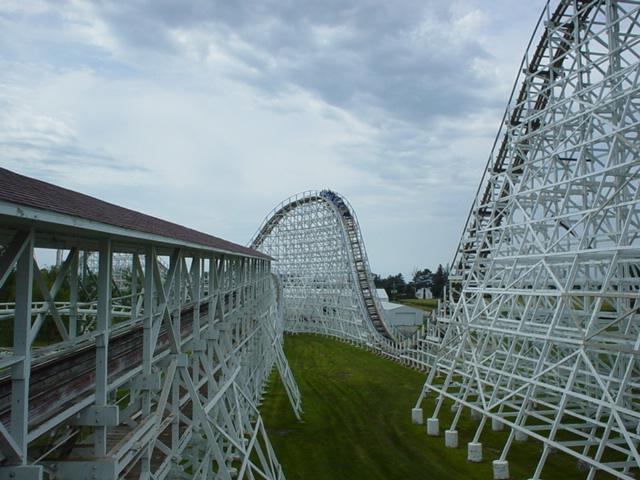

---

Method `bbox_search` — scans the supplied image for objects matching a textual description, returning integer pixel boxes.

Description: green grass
[261,334,594,480]
[397,298,439,312]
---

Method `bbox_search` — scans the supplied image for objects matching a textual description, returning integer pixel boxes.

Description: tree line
[373,264,448,301]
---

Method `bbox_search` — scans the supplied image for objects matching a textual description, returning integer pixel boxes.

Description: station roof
[0,167,270,260]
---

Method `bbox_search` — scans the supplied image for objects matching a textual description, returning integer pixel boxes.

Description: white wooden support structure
[0,171,301,479]
[416,1,640,478]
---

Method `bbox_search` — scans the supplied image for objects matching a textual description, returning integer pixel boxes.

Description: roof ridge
[0,167,270,259]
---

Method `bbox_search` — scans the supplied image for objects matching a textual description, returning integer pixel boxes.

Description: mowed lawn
[397,298,439,313]
[260,334,589,480]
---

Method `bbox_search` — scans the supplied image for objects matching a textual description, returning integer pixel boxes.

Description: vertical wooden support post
[143,247,154,379]
[140,245,155,477]
[11,230,34,464]
[95,239,112,457]
[188,253,201,475]
[69,249,78,338]
[131,253,138,323]
[171,251,181,451]
[207,255,217,398]
[192,254,201,384]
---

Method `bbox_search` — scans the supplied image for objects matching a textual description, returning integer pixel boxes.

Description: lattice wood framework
[250,190,402,346]
[0,199,300,479]
[416,1,640,478]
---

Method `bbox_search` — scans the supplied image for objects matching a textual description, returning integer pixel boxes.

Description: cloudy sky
[0,0,546,278]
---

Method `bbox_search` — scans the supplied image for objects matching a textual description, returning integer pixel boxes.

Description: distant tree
[412,268,433,288]
[373,273,411,300]
[388,273,405,300]
[431,264,448,300]
[405,283,416,299]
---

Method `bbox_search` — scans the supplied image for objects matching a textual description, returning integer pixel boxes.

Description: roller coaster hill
[1,0,640,478]
[250,189,397,342]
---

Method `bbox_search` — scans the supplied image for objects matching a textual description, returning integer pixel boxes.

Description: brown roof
[0,167,270,259]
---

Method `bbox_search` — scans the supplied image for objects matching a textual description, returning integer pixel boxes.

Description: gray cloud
[83,0,497,124]
[0,139,147,174]
[0,81,149,185]
[0,0,547,276]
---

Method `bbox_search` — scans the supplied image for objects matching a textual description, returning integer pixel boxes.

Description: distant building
[376,288,423,334]
[416,287,433,299]
[376,288,389,301]
[380,301,423,330]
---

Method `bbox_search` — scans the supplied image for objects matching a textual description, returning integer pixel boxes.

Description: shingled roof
[0,167,270,259]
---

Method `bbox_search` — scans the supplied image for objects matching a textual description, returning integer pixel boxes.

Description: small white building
[379,300,423,336]
[376,288,389,301]
[416,287,433,299]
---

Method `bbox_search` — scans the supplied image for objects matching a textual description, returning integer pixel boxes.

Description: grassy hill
[260,334,587,480]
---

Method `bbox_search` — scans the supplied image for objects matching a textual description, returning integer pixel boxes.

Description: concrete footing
[411,408,423,425]
[467,442,482,462]
[515,428,528,442]
[470,409,482,420]
[427,418,439,436]
[445,430,458,448]
[492,460,509,480]
[491,417,504,431]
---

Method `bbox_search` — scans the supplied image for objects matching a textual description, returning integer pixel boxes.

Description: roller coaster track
[0,168,301,479]
[251,190,396,342]
[0,298,222,442]
[0,170,436,480]
[419,1,640,479]
[1,1,639,479]
[456,0,597,282]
